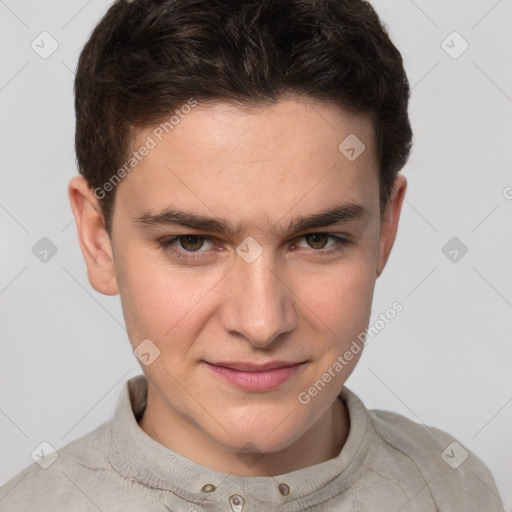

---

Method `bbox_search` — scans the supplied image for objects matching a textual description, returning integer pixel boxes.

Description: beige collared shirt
[0,375,505,511]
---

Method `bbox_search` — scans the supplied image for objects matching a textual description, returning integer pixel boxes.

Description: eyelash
[157,233,351,261]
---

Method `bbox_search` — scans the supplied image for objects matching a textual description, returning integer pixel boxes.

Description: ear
[68,176,119,295]
[376,174,407,277]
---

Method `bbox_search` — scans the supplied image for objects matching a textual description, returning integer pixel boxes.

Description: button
[229,494,244,511]
[278,483,290,496]
[201,483,216,493]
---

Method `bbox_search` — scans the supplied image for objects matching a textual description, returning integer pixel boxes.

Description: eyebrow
[134,202,367,236]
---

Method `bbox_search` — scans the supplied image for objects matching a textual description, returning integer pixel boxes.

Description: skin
[68,95,407,477]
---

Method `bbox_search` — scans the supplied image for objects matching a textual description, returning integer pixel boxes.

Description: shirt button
[229,494,245,511]
[278,483,290,496]
[200,483,216,493]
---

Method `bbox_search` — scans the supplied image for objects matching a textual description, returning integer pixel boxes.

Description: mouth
[204,360,305,391]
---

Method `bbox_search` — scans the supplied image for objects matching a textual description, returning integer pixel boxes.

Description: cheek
[116,252,223,345]
[294,262,374,410]
[296,258,375,333]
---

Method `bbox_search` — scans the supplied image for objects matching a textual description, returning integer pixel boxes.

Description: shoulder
[0,420,117,511]
[367,406,504,510]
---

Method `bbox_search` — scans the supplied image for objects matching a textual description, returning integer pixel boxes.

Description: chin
[222,431,298,456]
[206,408,309,454]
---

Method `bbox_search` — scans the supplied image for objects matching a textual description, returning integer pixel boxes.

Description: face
[70,96,406,462]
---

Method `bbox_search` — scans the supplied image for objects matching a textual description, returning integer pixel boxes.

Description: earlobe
[376,175,407,278]
[68,176,119,296]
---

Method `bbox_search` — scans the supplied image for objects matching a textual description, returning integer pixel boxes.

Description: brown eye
[178,235,206,251]
[305,233,329,249]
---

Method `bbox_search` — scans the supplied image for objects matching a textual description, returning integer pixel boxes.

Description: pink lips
[205,361,304,391]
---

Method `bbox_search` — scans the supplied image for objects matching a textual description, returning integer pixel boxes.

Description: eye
[158,235,216,257]
[175,235,210,252]
[304,233,330,249]
[295,233,348,250]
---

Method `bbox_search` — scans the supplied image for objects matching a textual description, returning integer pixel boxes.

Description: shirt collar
[104,374,372,509]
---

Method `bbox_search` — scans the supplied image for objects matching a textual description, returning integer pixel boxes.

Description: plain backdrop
[1,0,511,506]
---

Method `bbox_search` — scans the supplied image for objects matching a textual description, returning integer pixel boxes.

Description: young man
[0,0,504,510]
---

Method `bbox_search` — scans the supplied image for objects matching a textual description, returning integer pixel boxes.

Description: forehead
[115,97,380,230]
[132,96,375,163]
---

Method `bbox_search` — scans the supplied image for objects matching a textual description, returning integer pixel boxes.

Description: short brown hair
[75,0,412,232]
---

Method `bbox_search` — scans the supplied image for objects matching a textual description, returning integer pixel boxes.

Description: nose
[219,251,297,349]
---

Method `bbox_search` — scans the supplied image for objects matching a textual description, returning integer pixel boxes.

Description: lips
[210,361,301,372]
[205,360,304,391]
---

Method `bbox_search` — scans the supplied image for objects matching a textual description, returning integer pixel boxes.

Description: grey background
[1,0,511,505]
